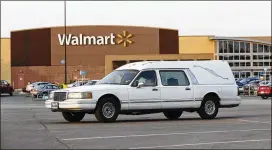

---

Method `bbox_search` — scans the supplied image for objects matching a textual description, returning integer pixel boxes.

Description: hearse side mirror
[137,82,144,88]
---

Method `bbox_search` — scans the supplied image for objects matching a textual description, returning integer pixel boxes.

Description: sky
[1,1,271,37]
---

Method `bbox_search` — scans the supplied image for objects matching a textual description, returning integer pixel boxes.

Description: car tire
[261,96,268,99]
[163,110,183,120]
[198,96,219,119]
[62,112,85,122]
[95,97,120,123]
[9,92,13,96]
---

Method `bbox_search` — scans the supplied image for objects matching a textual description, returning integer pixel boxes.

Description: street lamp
[64,0,67,84]
[264,68,267,82]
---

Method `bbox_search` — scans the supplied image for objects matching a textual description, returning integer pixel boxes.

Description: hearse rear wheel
[95,97,120,123]
[62,112,85,122]
[163,110,183,120]
[198,97,219,119]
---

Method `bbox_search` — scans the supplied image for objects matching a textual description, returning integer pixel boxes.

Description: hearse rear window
[159,70,190,86]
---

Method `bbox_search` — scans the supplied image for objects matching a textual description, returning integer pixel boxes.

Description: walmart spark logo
[117,31,133,47]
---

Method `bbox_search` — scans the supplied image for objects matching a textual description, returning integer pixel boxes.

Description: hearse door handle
[152,88,159,91]
[185,87,191,90]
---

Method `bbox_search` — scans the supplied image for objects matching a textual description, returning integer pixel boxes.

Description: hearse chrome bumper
[220,96,241,106]
[45,99,97,111]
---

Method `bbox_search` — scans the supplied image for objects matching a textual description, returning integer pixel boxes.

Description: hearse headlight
[68,92,92,99]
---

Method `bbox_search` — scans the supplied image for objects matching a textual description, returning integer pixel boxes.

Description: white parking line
[239,119,271,124]
[129,139,271,149]
[61,128,270,141]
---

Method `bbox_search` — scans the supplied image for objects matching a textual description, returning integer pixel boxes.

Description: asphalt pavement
[1,94,271,149]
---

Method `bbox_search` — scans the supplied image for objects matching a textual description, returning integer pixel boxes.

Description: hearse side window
[159,70,190,86]
[132,70,157,87]
[186,69,199,85]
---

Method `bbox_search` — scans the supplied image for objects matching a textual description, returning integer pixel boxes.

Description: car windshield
[97,70,139,85]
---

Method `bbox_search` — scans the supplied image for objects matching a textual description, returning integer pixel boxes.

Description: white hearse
[45,60,241,123]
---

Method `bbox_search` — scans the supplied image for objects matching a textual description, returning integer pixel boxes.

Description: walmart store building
[0,25,271,88]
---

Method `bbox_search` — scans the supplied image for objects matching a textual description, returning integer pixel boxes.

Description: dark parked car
[240,77,259,84]
[83,80,99,86]
[0,80,14,96]
[31,84,60,98]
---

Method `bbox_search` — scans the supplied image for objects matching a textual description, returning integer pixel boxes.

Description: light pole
[64,0,67,84]
[264,68,267,82]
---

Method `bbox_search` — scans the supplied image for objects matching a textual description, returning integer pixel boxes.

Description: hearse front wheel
[95,97,120,123]
[62,112,85,122]
[198,98,219,119]
[163,110,183,120]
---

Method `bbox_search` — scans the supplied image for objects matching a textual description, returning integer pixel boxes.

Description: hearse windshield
[97,70,139,85]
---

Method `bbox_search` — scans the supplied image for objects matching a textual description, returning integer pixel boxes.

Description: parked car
[26,82,50,93]
[83,80,99,86]
[236,81,244,94]
[67,81,88,88]
[257,82,272,99]
[45,60,241,123]
[259,81,270,86]
[240,77,259,85]
[31,84,60,98]
[0,80,14,96]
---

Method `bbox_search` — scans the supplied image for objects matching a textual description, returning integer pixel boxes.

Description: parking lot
[1,94,271,149]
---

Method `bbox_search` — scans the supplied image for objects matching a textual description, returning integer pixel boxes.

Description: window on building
[240,62,245,67]
[229,62,233,67]
[224,41,228,53]
[219,56,223,60]
[229,55,234,60]
[270,62,272,67]
[234,41,239,53]
[253,62,258,66]
[258,62,263,66]
[224,56,229,60]
[246,55,250,60]
[253,72,259,77]
[240,55,245,60]
[219,41,223,53]
[234,62,239,67]
[264,62,270,66]
[264,55,270,60]
[264,45,269,53]
[233,72,239,79]
[246,72,251,78]
[234,55,239,60]
[240,42,245,53]
[240,72,246,78]
[269,46,271,53]
[253,55,258,60]
[258,55,264,60]
[228,41,234,53]
[246,62,251,66]
[253,44,258,53]
[245,43,250,53]
[258,44,263,53]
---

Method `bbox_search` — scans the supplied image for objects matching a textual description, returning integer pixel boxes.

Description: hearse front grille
[53,92,67,101]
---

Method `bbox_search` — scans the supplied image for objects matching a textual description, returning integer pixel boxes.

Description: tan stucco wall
[179,36,216,54]
[1,38,11,83]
